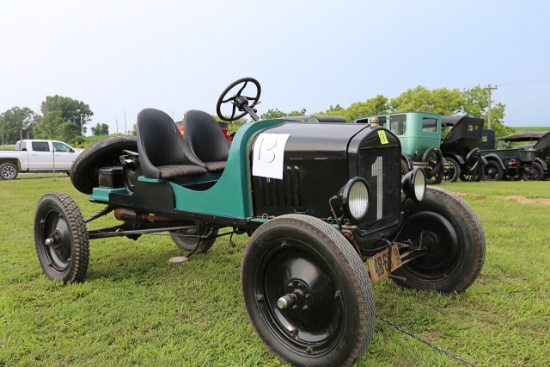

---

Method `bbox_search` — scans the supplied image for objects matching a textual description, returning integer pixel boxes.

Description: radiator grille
[357,145,402,230]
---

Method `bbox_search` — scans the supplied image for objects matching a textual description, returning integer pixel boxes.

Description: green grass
[1,176,548,366]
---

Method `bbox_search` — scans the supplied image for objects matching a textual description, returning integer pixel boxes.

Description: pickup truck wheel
[34,192,89,283]
[392,186,485,294]
[170,225,218,254]
[241,214,375,367]
[0,162,18,180]
[71,136,138,194]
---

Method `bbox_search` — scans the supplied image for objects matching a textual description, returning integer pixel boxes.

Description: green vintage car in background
[34,78,486,367]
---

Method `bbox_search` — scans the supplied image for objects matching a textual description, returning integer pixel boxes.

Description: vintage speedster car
[34,78,485,367]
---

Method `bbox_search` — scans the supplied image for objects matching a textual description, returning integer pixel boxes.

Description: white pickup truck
[0,140,83,180]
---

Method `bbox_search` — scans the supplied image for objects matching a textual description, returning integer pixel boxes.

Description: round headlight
[339,177,369,222]
[413,168,426,201]
[402,167,426,203]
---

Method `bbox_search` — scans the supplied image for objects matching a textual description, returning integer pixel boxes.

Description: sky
[1,0,549,135]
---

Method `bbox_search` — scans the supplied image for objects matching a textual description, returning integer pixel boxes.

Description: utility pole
[486,84,498,129]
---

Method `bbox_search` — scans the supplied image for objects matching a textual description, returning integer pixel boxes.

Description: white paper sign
[252,133,290,179]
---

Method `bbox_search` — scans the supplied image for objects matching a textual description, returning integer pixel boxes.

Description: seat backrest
[137,108,205,179]
[183,110,230,164]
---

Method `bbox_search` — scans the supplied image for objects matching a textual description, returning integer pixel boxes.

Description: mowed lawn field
[0,174,548,367]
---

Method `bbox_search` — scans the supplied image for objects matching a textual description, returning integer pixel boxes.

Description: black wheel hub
[42,213,72,271]
[258,242,344,350]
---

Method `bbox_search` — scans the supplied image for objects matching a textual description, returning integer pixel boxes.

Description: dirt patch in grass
[455,193,550,205]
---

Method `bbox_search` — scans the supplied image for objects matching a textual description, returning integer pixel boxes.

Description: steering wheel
[216,77,261,121]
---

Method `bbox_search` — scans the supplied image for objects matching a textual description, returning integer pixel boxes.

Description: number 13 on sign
[252,133,290,180]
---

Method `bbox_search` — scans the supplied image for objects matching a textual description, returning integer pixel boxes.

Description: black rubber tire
[34,192,89,283]
[464,149,481,172]
[392,186,485,293]
[422,147,443,177]
[442,157,460,182]
[70,135,138,194]
[241,214,375,367]
[0,162,18,180]
[426,168,444,185]
[483,160,503,181]
[401,159,410,177]
[170,225,218,254]
[460,164,484,182]
[521,162,544,181]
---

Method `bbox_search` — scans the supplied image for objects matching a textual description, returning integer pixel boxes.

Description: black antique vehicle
[490,131,549,180]
[440,115,487,182]
[481,130,546,181]
[34,78,486,367]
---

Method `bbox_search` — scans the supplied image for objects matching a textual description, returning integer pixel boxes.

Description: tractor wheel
[442,158,460,182]
[34,192,89,283]
[241,214,375,367]
[392,186,485,293]
[170,225,218,254]
[70,136,138,194]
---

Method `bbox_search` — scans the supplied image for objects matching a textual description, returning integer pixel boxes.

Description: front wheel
[0,162,18,180]
[241,214,375,367]
[34,192,89,283]
[392,187,485,293]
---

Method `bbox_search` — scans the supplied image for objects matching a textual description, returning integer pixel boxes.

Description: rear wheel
[521,162,544,181]
[0,162,18,180]
[442,158,460,182]
[241,214,375,367]
[392,187,485,293]
[461,164,484,182]
[483,160,503,181]
[34,192,89,283]
[170,225,218,254]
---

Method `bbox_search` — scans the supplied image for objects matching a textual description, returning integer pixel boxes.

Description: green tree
[462,85,511,136]
[91,123,109,136]
[40,95,93,137]
[335,95,389,121]
[390,86,464,115]
[0,107,36,144]
[34,111,64,139]
[260,108,307,120]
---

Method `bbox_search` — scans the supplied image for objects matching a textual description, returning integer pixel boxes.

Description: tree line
[258,85,510,137]
[1,85,508,145]
[0,95,108,145]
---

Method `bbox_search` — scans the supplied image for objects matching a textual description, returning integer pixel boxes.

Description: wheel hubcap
[258,242,344,349]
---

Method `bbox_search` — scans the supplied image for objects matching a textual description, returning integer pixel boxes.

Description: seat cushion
[203,161,227,172]
[157,164,208,180]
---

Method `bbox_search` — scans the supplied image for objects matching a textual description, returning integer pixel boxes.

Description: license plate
[366,243,403,282]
